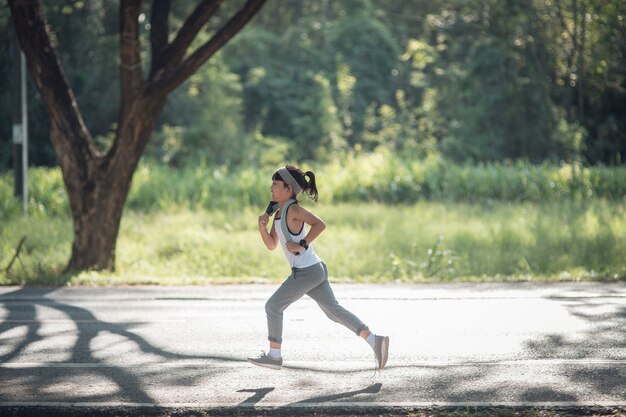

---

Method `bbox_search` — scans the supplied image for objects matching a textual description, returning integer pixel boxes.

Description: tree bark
[64,95,167,271]
[9,0,266,272]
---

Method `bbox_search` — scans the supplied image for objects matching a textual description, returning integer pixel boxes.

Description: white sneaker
[247,352,283,370]
[373,335,389,369]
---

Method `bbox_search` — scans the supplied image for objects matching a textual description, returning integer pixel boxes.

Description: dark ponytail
[304,171,319,202]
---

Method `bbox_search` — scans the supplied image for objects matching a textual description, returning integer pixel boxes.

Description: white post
[21,50,28,214]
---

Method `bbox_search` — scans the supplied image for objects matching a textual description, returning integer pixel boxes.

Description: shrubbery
[2,152,624,219]
[2,153,624,284]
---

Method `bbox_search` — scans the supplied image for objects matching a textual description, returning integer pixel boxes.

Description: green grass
[1,200,624,286]
[2,155,625,221]
[1,155,624,286]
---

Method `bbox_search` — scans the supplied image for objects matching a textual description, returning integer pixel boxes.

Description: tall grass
[1,154,624,285]
[321,152,626,203]
[1,201,624,285]
[130,155,626,208]
[1,154,624,218]
[127,163,269,211]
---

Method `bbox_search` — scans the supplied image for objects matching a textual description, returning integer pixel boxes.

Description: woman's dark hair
[272,165,319,202]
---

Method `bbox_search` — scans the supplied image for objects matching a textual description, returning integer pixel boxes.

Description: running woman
[248,165,389,370]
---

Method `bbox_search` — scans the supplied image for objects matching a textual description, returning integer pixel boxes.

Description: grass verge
[1,201,624,286]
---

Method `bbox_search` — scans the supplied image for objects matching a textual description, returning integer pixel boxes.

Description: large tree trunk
[9,0,266,272]
[64,164,129,271]
[62,109,166,271]
[63,96,167,272]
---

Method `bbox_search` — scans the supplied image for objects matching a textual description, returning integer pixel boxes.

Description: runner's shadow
[237,387,275,406]
[290,382,382,404]
[236,383,382,407]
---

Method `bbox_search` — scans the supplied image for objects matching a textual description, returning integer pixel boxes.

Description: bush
[1,153,624,219]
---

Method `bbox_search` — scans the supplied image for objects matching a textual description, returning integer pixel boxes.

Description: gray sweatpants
[265,262,369,343]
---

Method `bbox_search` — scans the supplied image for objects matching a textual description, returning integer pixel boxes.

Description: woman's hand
[258,213,270,228]
[285,241,304,254]
[258,212,278,250]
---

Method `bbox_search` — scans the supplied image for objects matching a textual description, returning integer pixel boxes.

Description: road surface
[0,282,624,413]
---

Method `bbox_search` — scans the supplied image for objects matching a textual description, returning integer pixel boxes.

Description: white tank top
[275,210,322,269]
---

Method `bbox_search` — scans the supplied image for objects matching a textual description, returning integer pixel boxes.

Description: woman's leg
[250,264,326,370]
[306,263,369,336]
[265,265,326,346]
[306,263,390,369]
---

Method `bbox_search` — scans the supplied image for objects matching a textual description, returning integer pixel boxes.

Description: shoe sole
[380,336,389,369]
[247,358,282,370]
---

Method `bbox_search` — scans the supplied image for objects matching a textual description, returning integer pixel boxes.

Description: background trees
[2,0,624,170]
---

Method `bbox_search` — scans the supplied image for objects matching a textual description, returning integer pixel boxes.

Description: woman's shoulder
[289,203,317,219]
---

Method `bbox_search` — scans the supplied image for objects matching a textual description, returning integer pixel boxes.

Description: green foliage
[410,2,557,162]
[126,162,268,212]
[390,236,458,280]
[1,153,624,220]
[0,167,68,220]
[402,0,625,164]
[321,151,626,204]
[2,0,625,171]
[2,200,624,285]
[152,57,249,167]
[0,216,70,284]
[223,26,344,161]
[328,14,402,144]
[2,0,625,285]
[2,151,624,284]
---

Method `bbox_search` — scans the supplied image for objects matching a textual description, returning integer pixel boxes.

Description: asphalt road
[0,282,624,413]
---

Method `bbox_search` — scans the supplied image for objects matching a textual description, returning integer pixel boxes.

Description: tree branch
[146,0,266,96]
[150,0,221,80]
[555,0,574,39]
[149,0,171,78]
[5,236,26,274]
[120,0,143,116]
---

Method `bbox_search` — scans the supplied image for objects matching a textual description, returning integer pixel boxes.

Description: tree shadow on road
[2,286,624,406]
[0,287,245,403]
[524,298,626,400]
[395,292,626,404]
